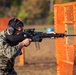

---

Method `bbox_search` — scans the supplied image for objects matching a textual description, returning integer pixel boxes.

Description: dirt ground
[14,25,57,75]
[14,25,76,75]
[12,25,76,75]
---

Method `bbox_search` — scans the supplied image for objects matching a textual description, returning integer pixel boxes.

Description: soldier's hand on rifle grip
[18,38,32,47]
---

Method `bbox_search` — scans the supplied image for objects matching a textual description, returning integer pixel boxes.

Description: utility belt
[0,59,15,75]
[0,69,8,75]
[0,54,15,75]
[0,67,10,74]
[0,68,16,75]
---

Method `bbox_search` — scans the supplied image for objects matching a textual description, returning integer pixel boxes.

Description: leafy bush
[46,12,54,25]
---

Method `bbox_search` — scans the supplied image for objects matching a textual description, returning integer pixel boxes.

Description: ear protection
[7,26,15,35]
[7,18,17,35]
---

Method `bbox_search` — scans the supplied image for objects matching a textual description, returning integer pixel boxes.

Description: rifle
[6,28,76,49]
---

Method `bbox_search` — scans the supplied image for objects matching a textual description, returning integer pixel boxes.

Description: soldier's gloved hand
[18,38,32,47]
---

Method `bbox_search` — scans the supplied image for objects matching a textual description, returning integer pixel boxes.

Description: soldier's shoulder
[0,30,6,37]
[0,30,5,34]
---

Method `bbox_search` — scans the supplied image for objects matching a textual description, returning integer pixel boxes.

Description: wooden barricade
[54,2,76,75]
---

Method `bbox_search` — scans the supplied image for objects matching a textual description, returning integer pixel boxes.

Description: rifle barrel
[65,34,76,36]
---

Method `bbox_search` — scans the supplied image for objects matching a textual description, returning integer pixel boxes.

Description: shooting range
[0,1,76,75]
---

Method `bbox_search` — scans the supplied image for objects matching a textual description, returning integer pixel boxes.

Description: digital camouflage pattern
[0,30,22,75]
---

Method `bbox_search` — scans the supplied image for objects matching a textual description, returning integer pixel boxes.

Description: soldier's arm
[0,40,22,59]
[0,38,31,59]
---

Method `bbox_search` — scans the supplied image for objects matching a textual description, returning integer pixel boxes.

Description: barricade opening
[65,24,74,45]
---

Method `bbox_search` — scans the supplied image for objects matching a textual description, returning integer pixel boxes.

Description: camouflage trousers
[0,69,17,75]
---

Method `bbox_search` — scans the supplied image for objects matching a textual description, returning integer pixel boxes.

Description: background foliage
[0,0,76,25]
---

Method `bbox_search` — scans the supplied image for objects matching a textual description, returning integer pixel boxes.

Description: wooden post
[18,48,25,66]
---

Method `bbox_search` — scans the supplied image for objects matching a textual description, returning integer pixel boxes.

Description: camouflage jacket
[0,30,22,74]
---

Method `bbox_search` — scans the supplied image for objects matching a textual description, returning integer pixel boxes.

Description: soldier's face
[15,26,23,35]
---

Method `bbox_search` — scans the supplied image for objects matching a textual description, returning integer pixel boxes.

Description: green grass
[24,28,46,32]
[35,26,74,34]
[68,26,74,34]
[35,28,46,32]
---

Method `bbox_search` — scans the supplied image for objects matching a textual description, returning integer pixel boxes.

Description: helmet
[7,18,24,35]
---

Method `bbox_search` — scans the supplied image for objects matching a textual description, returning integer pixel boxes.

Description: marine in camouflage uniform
[0,18,31,75]
[0,30,21,75]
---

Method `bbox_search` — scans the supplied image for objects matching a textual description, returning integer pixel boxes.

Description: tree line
[0,0,76,25]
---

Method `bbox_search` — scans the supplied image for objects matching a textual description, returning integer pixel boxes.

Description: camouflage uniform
[0,30,22,75]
